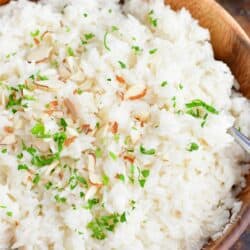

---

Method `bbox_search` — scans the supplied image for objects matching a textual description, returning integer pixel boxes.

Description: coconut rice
[0,0,249,249]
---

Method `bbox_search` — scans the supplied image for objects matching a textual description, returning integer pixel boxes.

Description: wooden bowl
[0,0,249,249]
[166,1,250,249]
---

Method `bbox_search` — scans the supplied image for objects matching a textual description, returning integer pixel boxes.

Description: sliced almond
[63,98,78,121]
[41,31,53,44]
[80,124,92,135]
[87,153,102,185]
[0,134,16,145]
[70,70,85,83]
[58,63,71,82]
[33,140,50,153]
[85,186,98,201]
[125,85,147,100]
[64,136,77,147]
[33,82,55,92]
[26,45,53,64]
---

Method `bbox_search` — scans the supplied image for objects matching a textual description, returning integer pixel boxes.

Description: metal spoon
[230,127,250,154]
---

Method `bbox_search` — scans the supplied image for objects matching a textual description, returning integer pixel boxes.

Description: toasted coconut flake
[26,45,52,64]
[123,155,135,163]
[80,124,92,134]
[63,98,78,121]
[4,126,14,134]
[87,153,102,185]
[64,136,77,147]
[125,84,147,100]
[116,75,126,84]
[110,121,118,134]
[33,38,40,45]
[0,134,16,145]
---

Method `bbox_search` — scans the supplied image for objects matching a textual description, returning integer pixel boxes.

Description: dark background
[216,1,250,249]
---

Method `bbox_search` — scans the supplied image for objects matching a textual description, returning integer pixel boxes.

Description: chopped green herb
[141,169,150,178]
[201,113,208,127]
[80,191,85,198]
[87,213,125,240]
[149,48,157,54]
[45,181,53,190]
[118,61,126,69]
[37,73,49,81]
[187,142,199,152]
[129,164,135,184]
[113,134,120,143]
[81,33,95,45]
[32,174,40,184]
[6,211,13,217]
[30,29,40,37]
[148,10,158,27]
[54,194,67,203]
[102,175,109,186]
[161,81,168,87]
[77,176,88,188]
[18,164,29,171]
[65,26,71,32]
[76,88,83,95]
[185,99,219,114]
[109,151,117,161]
[85,198,99,209]
[104,32,110,51]
[6,93,22,110]
[117,173,125,182]
[31,122,50,138]
[120,212,127,222]
[95,148,102,158]
[83,13,88,17]
[139,179,146,188]
[171,96,177,108]
[59,118,68,131]
[84,33,95,40]
[130,200,136,210]
[31,154,56,168]
[1,148,7,154]
[0,205,7,209]
[179,83,183,90]
[140,145,156,155]
[131,45,143,54]
[96,122,100,129]
[51,60,59,68]
[67,46,75,56]
[69,175,78,190]
[103,26,118,51]
[53,132,67,152]
[111,26,119,32]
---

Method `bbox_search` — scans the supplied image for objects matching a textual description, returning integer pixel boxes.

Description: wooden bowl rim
[0,0,250,249]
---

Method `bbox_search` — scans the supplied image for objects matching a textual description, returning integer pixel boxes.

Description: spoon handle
[165,0,250,98]
[230,127,250,154]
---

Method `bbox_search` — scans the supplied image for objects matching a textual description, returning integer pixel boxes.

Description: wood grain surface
[216,2,250,249]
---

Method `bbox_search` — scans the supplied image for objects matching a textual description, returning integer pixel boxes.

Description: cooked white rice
[0,0,249,249]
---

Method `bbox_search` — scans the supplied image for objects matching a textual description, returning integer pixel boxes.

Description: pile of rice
[0,0,249,249]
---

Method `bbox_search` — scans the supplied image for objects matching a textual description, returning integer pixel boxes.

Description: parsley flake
[187,142,199,152]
